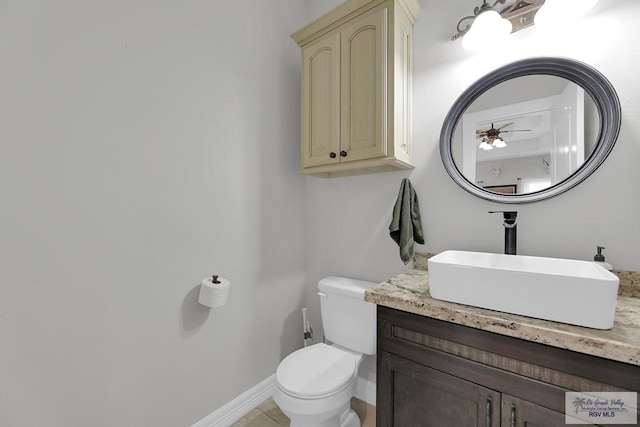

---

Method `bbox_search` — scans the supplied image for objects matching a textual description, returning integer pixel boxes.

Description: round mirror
[440,57,621,203]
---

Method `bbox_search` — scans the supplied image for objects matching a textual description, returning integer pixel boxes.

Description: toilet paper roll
[198,276,230,308]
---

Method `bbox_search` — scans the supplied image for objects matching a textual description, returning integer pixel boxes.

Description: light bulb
[535,0,598,28]
[493,138,507,148]
[479,141,494,150]
[462,7,512,51]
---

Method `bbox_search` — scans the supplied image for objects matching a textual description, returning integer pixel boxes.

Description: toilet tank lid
[318,276,378,299]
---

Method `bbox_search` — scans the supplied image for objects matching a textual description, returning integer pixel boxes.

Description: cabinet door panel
[340,8,387,162]
[301,33,341,168]
[380,352,500,427]
[393,6,413,162]
[501,394,580,427]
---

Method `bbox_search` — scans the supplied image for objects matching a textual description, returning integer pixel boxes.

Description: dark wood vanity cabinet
[382,353,501,426]
[377,306,639,427]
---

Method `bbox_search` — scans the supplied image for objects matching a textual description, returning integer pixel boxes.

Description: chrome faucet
[489,211,517,255]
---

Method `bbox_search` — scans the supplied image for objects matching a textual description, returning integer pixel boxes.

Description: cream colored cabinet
[300,33,341,168]
[292,0,421,177]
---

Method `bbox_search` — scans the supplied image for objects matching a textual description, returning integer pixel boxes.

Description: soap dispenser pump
[594,246,613,271]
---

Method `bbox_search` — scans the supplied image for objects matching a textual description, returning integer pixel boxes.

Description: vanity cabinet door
[501,394,568,427]
[377,306,638,426]
[379,352,501,427]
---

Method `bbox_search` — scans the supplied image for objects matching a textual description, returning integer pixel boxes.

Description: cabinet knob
[340,150,347,157]
[329,152,337,158]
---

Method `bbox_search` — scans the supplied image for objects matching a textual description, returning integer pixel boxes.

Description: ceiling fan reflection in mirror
[476,122,531,150]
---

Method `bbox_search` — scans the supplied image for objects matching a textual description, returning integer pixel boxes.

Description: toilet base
[288,406,360,427]
[340,408,361,427]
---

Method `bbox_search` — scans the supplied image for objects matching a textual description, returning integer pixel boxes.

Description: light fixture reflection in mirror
[452,75,599,195]
[440,57,621,204]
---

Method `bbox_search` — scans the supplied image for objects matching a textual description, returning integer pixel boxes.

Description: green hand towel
[389,178,425,265]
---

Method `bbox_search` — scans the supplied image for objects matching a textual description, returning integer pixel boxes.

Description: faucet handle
[488,210,517,216]
[489,211,517,223]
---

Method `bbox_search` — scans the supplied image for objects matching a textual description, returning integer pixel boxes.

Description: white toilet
[273,276,377,427]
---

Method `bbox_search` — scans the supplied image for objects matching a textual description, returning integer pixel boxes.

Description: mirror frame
[440,57,621,204]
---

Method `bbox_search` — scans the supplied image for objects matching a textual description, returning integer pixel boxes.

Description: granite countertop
[365,269,640,366]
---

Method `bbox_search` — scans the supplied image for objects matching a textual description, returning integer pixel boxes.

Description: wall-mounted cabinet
[291,0,421,177]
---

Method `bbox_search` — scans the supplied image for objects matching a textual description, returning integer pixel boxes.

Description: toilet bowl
[274,343,362,427]
[273,277,377,427]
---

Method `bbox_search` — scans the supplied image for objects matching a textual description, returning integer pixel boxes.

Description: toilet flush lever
[317,292,328,299]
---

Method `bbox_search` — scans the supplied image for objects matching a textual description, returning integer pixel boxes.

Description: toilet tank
[318,276,377,355]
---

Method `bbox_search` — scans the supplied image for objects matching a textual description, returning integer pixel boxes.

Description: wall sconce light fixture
[535,0,598,28]
[454,0,600,50]
[453,0,546,51]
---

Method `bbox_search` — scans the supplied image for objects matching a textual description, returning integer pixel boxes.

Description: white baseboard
[191,375,275,427]
[355,376,376,406]
[192,374,376,427]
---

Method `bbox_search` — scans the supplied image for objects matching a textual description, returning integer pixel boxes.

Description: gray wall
[305,0,640,392]
[0,1,308,426]
[1,0,639,425]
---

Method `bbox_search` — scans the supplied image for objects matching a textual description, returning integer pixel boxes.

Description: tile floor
[231,397,375,427]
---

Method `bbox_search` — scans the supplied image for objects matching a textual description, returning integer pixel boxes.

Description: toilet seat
[276,343,359,399]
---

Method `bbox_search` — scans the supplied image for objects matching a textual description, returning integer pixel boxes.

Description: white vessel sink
[427,250,619,329]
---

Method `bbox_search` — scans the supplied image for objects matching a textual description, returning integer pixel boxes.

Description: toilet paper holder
[198,274,230,308]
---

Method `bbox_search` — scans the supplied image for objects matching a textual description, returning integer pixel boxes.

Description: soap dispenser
[593,246,613,271]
